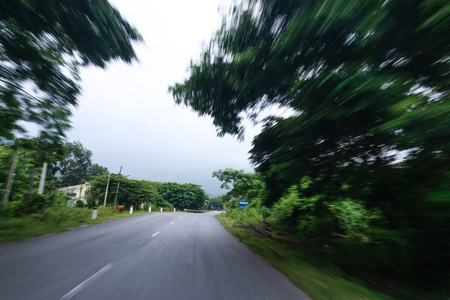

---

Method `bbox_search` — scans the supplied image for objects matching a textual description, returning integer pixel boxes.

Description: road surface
[0,211,309,299]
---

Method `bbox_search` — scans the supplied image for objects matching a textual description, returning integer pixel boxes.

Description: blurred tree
[157,182,207,210]
[208,196,225,210]
[0,0,142,142]
[212,168,264,201]
[91,164,108,177]
[51,141,94,187]
[1,137,63,213]
[170,0,450,283]
[90,174,164,209]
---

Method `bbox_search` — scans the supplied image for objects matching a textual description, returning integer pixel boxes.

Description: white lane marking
[170,222,174,225]
[152,231,160,237]
[60,263,114,300]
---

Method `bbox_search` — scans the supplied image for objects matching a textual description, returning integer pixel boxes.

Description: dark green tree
[90,174,164,209]
[91,164,108,177]
[208,196,225,210]
[170,0,450,284]
[0,0,142,142]
[52,141,95,187]
[157,182,207,210]
[212,168,263,201]
[1,137,64,213]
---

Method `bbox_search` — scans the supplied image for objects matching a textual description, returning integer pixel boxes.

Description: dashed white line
[151,231,160,237]
[170,222,174,225]
[60,263,114,300]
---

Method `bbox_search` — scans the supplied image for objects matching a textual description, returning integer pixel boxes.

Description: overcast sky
[66,0,261,195]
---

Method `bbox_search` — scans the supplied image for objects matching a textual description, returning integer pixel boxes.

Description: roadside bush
[248,198,270,217]
[225,197,239,209]
[76,200,84,208]
[3,201,26,218]
[327,199,381,241]
[85,193,96,208]
[226,207,263,226]
[268,186,329,236]
[39,206,90,224]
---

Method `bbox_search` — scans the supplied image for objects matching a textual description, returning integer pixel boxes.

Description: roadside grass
[0,206,158,245]
[216,213,393,300]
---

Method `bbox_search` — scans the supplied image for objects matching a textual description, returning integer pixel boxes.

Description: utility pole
[113,166,122,207]
[103,173,110,206]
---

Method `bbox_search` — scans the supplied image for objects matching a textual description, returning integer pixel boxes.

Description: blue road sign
[239,198,249,209]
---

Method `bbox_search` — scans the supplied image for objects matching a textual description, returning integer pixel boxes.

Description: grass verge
[216,213,393,300]
[0,206,158,245]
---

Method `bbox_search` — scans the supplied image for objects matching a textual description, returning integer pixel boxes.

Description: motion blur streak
[170,0,450,295]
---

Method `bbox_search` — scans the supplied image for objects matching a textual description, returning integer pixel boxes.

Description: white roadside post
[174,208,176,212]
[130,205,133,214]
[160,207,162,212]
[149,206,152,213]
[91,207,98,220]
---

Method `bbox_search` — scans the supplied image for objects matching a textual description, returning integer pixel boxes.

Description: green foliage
[0,0,142,142]
[207,196,224,210]
[225,207,263,226]
[157,182,207,210]
[84,193,96,209]
[171,0,450,286]
[51,141,94,187]
[75,200,84,208]
[90,173,164,209]
[0,143,38,202]
[212,168,264,201]
[328,199,381,241]
[269,185,333,238]
[225,197,239,209]
[2,200,26,218]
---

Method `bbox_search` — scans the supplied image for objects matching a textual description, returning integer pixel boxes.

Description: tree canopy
[0,0,142,141]
[90,174,164,209]
[170,0,449,202]
[212,168,263,200]
[51,141,107,187]
[170,0,450,282]
[157,182,207,210]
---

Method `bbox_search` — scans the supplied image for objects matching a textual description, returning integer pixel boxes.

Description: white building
[57,183,90,205]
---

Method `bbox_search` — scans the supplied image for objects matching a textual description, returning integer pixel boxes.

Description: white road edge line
[170,222,174,225]
[152,231,160,237]
[60,263,114,300]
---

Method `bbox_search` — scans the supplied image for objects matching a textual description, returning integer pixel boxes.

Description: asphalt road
[0,211,309,300]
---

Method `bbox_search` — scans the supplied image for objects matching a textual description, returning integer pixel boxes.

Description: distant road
[0,211,308,300]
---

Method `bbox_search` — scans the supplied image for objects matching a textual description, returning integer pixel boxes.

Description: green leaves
[212,168,264,200]
[157,182,207,210]
[170,0,450,283]
[0,0,142,141]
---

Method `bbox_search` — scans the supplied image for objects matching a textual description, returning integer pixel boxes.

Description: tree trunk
[26,168,36,214]
[37,162,48,194]
[2,151,18,207]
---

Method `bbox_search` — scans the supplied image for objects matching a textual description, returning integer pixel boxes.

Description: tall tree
[53,141,93,187]
[90,174,164,208]
[212,168,263,200]
[170,0,449,202]
[0,0,142,142]
[170,0,450,281]
[157,182,207,210]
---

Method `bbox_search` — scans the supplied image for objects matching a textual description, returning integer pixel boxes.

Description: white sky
[66,0,261,195]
